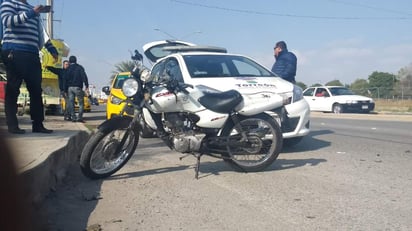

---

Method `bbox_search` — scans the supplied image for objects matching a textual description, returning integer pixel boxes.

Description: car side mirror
[102,86,110,95]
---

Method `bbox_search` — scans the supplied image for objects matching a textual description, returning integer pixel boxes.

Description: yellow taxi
[60,92,91,113]
[103,72,133,119]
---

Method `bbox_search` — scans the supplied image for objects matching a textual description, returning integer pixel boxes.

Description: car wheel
[332,104,343,114]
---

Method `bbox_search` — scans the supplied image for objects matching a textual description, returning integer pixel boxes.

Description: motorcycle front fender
[98,116,135,133]
[142,108,158,130]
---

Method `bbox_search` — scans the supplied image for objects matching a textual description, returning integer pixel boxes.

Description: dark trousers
[1,50,45,128]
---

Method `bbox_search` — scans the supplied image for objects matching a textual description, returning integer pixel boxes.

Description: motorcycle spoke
[90,129,136,174]
[226,118,277,166]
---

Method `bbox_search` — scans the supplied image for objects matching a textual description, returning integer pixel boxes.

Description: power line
[325,0,412,16]
[170,0,412,20]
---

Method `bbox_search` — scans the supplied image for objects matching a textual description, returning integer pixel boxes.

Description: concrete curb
[0,101,94,208]
[20,129,91,207]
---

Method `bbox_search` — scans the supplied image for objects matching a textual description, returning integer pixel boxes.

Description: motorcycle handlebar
[177,83,194,94]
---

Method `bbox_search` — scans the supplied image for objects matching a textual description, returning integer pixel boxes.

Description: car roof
[309,86,346,89]
[154,51,253,65]
[116,72,131,76]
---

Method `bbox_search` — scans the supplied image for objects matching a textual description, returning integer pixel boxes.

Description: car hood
[143,40,196,63]
[189,76,293,94]
[143,40,227,63]
[110,88,127,100]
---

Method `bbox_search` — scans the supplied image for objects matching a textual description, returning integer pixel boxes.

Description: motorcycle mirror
[132,49,143,61]
[102,86,110,95]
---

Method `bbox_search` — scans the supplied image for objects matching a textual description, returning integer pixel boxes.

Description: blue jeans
[68,86,84,120]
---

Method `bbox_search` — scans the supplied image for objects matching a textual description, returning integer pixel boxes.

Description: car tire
[332,103,343,114]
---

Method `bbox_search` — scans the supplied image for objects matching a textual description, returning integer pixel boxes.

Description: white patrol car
[142,40,310,146]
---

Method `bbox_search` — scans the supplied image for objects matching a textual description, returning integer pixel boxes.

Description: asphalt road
[41,110,412,230]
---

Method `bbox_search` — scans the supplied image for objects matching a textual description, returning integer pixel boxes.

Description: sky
[32,0,412,90]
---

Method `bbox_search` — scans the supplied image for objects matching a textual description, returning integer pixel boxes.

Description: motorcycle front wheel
[220,113,282,172]
[80,122,139,179]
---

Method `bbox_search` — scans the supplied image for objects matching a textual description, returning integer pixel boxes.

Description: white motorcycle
[80,50,284,179]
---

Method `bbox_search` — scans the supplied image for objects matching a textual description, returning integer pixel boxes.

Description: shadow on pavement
[39,164,103,230]
[282,129,333,153]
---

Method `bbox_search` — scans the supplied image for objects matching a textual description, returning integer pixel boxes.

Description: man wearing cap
[271,41,297,84]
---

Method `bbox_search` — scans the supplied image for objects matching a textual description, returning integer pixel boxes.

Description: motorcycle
[80,50,284,179]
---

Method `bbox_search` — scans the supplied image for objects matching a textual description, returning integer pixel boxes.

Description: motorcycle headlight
[292,85,303,102]
[122,78,139,97]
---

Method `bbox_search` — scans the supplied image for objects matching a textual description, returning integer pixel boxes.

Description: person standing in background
[46,60,71,120]
[64,55,89,123]
[271,41,297,84]
[0,0,58,134]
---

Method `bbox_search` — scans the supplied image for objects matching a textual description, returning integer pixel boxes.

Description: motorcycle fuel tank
[147,87,203,113]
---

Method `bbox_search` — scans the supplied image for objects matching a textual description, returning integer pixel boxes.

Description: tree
[325,80,343,86]
[295,81,307,90]
[368,71,396,98]
[109,60,135,83]
[395,63,412,99]
[350,79,369,96]
[310,83,322,87]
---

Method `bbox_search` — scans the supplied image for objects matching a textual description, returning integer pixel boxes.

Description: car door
[312,87,332,111]
[303,87,318,110]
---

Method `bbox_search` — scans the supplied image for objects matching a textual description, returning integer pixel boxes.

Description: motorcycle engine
[164,113,204,153]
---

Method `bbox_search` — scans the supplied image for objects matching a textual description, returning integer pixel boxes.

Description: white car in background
[141,40,310,146]
[303,86,375,113]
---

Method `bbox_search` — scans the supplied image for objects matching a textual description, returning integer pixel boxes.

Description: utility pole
[45,0,53,39]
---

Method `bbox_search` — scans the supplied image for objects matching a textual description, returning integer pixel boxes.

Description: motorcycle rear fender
[98,116,135,133]
[239,93,284,116]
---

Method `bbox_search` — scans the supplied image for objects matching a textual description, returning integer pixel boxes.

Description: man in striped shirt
[1,0,58,134]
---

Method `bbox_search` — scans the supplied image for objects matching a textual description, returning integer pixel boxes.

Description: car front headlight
[110,95,123,105]
[346,100,357,104]
[140,68,151,82]
[292,85,303,102]
[122,78,139,97]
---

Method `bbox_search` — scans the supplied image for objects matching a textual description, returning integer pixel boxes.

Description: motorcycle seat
[198,90,243,113]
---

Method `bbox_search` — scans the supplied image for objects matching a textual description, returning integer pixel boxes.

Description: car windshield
[329,87,355,96]
[183,54,274,78]
[113,74,131,89]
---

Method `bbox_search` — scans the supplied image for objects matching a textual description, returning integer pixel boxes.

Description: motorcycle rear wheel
[221,113,282,172]
[80,125,139,179]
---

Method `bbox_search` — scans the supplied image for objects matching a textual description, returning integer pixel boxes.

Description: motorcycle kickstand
[179,154,191,161]
[194,153,203,180]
